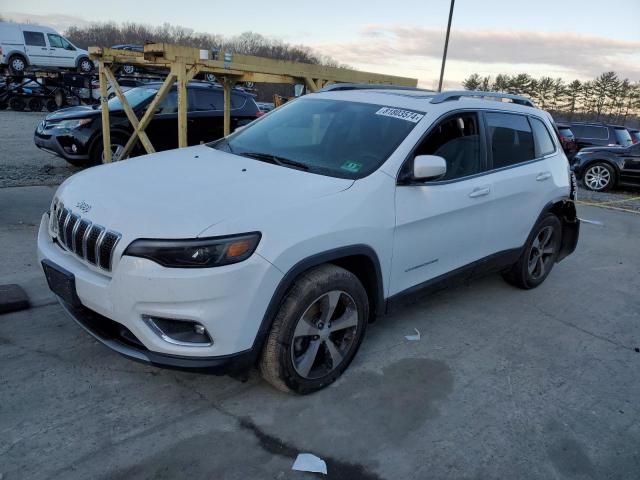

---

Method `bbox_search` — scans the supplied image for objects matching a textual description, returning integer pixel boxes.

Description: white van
[0,22,93,74]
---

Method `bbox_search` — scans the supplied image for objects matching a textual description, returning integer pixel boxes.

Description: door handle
[536,172,552,181]
[468,186,491,198]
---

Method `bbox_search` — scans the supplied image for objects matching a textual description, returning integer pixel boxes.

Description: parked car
[556,123,578,159]
[0,22,93,74]
[112,44,216,82]
[628,128,640,144]
[38,87,579,393]
[87,77,147,101]
[34,81,261,166]
[571,143,640,191]
[570,121,633,149]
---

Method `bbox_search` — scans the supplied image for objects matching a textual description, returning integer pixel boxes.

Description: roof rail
[430,90,535,107]
[319,83,433,93]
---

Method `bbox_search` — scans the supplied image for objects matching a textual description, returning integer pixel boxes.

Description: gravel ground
[0,110,80,188]
[2,109,640,214]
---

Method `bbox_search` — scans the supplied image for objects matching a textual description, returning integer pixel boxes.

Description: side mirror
[413,155,447,181]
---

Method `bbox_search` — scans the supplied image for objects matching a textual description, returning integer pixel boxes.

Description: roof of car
[143,80,253,95]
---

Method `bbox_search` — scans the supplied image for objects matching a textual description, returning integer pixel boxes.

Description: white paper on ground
[405,328,421,341]
[292,453,327,475]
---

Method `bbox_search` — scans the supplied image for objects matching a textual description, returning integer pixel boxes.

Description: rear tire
[77,57,94,73]
[260,264,369,394]
[46,99,58,112]
[502,214,562,289]
[8,55,27,75]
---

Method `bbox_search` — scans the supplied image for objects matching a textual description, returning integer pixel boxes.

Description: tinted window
[579,125,608,139]
[530,117,556,156]
[614,128,632,146]
[215,98,420,179]
[191,90,223,111]
[156,90,178,114]
[23,31,46,47]
[486,112,535,168]
[107,87,157,110]
[231,93,247,109]
[414,113,482,180]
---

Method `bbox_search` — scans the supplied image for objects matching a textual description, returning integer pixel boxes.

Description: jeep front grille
[50,201,121,272]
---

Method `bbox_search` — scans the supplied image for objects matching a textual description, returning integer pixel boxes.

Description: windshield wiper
[240,151,309,170]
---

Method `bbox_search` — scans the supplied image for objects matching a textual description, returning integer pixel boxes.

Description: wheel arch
[87,128,134,158]
[542,198,580,262]
[251,245,385,361]
[7,51,29,67]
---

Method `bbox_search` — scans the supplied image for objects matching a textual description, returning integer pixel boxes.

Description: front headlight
[124,232,261,268]
[52,118,92,130]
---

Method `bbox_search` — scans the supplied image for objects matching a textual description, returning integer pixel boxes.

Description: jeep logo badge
[76,201,92,213]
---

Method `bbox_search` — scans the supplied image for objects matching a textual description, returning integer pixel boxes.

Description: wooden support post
[98,62,111,163]
[221,77,233,136]
[103,67,155,156]
[304,77,318,93]
[177,62,188,148]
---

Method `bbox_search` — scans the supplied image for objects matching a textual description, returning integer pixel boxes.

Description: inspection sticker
[375,107,424,123]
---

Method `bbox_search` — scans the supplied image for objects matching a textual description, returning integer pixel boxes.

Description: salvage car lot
[1,110,639,478]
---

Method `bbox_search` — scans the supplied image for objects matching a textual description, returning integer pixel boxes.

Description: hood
[55,145,354,240]
[45,105,101,121]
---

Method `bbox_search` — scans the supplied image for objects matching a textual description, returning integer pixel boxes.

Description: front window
[211,98,422,178]
[107,87,158,110]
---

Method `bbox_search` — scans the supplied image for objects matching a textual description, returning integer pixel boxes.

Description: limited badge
[341,161,363,173]
[375,107,424,123]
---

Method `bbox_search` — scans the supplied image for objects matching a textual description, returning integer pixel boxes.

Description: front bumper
[34,131,90,162]
[37,213,283,369]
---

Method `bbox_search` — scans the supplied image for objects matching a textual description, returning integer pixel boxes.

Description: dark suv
[34,81,261,166]
[570,122,633,149]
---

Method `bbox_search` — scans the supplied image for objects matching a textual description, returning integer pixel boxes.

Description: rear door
[22,30,50,67]
[619,144,640,185]
[482,112,560,253]
[46,33,76,67]
[144,90,180,151]
[188,88,224,143]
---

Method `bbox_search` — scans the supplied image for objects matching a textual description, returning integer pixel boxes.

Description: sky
[3,0,640,88]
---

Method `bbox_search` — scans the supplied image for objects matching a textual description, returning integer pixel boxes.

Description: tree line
[462,72,640,126]
[64,22,343,67]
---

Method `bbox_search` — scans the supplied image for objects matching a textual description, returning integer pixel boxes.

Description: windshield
[107,87,158,110]
[211,98,422,179]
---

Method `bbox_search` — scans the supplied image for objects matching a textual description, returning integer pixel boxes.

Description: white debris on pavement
[579,218,604,226]
[292,453,327,475]
[405,328,421,341]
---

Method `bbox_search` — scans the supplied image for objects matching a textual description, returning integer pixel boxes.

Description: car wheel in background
[0,102,8,110]
[78,58,94,73]
[8,97,26,111]
[121,64,136,75]
[503,214,562,289]
[260,264,369,394]
[28,97,43,112]
[46,99,59,112]
[583,162,615,192]
[8,55,27,75]
[204,73,216,82]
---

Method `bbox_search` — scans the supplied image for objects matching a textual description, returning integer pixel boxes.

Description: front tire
[502,214,562,289]
[583,162,615,192]
[260,264,369,394]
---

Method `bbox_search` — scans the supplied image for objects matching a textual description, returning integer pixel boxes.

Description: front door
[620,144,640,185]
[46,34,76,68]
[390,111,492,296]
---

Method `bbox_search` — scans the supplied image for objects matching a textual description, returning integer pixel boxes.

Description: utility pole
[438,0,455,92]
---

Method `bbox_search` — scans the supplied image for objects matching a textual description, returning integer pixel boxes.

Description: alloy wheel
[584,165,611,191]
[102,143,125,162]
[290,290,359,379]
[528,226,556,280]
[11,57,25,72]
[80,59,93,72]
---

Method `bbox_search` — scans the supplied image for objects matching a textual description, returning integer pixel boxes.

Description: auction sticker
[375,107,424,123]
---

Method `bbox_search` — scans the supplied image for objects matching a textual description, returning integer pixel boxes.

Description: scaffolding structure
[89,43,418,163]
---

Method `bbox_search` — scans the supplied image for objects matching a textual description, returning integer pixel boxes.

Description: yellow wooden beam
[177,62,188,148]
[221,77,234,136]
[98,62,111,163]
[103,67,156,156]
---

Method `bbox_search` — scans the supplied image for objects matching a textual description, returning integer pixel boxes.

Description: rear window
[486,112,535,168]
[23,31,46,47]
[614,128,632,146]
[530,117,556,157]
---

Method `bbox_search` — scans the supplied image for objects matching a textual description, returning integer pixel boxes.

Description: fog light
[142,315,212,346]
[71,143,78,153]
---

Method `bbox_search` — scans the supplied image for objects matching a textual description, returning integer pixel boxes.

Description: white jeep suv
[38,86,579,393]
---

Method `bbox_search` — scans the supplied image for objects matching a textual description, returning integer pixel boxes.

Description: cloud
[312,26,640,83]
[3,12,92,33]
